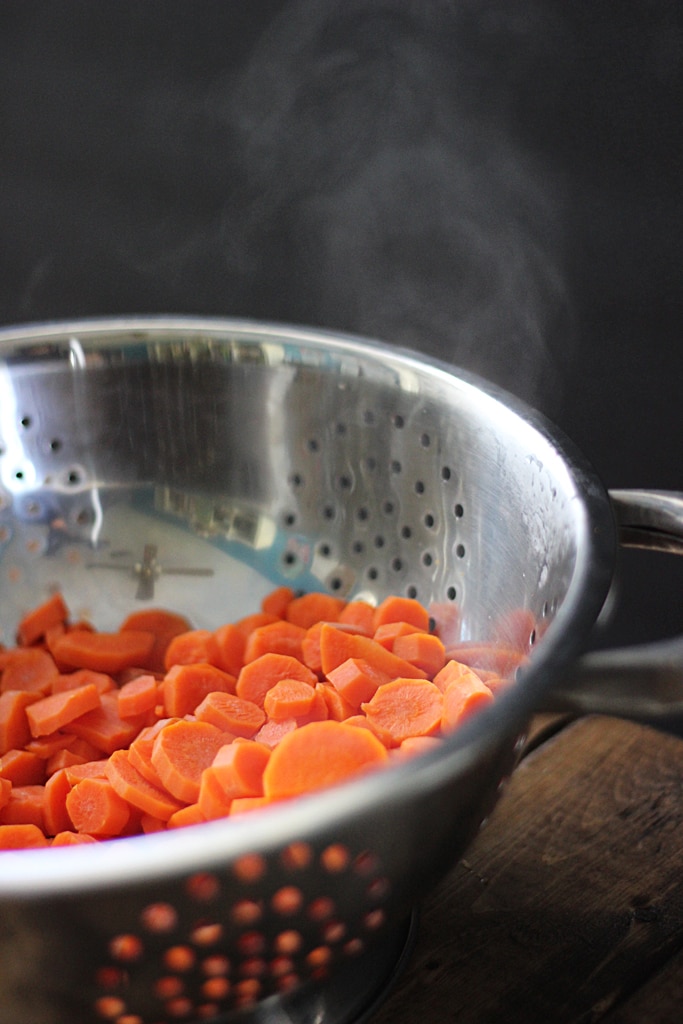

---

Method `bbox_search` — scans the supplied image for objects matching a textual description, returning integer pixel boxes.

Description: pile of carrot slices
[0,588,506,850]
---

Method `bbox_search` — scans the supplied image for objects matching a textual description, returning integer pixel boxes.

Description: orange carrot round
[262,720,388,801]
[66,777,131,836]
[361,679,444,746]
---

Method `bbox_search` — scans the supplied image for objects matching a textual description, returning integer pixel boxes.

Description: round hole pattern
[93,839,393,1022]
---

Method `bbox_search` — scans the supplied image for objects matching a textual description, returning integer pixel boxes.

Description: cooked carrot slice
[316,682,356,722]
[338,600,375,634]
[66,777,130,836]
[361,679,444,746]
[118,674,159,719]
[0,784,46,830]
[253,717,297,749]
[163,662,236,718]
[120,609,193,674]
[243,621,306,663]
[441,675,494,732]
[295,685,328,725]
[105,749,183,822]
[0,690,43,755]
[197,767,233,820]
[392,632,446,677]
[236,653,317,710]
[151,719,233,804]
[51,668,115,696]
[0,823,49,849]
[0,776,12,811]
[372,621,424,650]
[209,740,271,799]
[128,718,178,788]
[263,720,388,801]
[234,611,279,639]
[206,623,246,678]
[68,693,146,755]
[397,736,444,758]
[264,678,316,721]
[229,795,270,815]
[43,768,74,836]
[319,624,427,680]
[0,648,60,694]
[16,592,69,647]
[194,691,265,738]
[64,761,108,784]
[167,803,206,829]
[163,629,213,671]
[52,630,156,675]
[433,659,486,693]
[0,749,46,786]
[26,683,101,739]
[51,831,98,846]
[326,658,391,711]
[25,732,75,759]
[372,596,431,632]
[285,592,346,630]
[261,586,295,619]
[443,643,525,679]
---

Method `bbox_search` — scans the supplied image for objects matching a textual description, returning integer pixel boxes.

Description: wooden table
[370,714,683,1024]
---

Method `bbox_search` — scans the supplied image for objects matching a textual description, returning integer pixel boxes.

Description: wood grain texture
[371,715,683,1024]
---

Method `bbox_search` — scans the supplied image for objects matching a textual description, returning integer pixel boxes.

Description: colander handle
[545,489,683,735]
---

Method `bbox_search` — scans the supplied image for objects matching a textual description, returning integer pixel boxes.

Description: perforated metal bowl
[0,318,680,1024]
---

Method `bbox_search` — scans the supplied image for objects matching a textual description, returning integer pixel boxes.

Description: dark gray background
[0,1,680,648]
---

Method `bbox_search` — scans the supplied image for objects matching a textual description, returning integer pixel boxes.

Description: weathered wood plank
[371,716,683,1024]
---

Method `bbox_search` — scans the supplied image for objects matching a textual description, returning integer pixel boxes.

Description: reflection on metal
[87,541,214,600]
[155,487,277,551]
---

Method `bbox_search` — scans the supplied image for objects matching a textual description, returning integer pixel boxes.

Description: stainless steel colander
[0,317,681,1024]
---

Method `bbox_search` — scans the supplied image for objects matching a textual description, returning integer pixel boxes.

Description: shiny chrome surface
[0,317,628,1023]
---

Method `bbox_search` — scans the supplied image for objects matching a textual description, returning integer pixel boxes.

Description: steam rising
[216,0,573,406]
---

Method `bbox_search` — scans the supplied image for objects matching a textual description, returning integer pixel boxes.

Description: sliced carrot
[139,813,166,834]
[194,691,265,738]
[396,736,444,758]
[326,658,391,711]
[261,586,295,619]
[285,592,346,630]
[234,611,279,639]
[163,662,236,718]
[128,718,179,788]
[64,760,108,784]
[263,720,388,801]
[120,609,193,674]
[372,596,431,632]
[361,679,444,746]
[0,690,43,755]
[197,767,233,820]
[0,784,46,830]
[372,620,424,650]
[0,648,60,694]
[51,668,115,696]
[433,659,486,694]
[17,592,69,647]
[338,600,376,635]
[118,674,159,719]
[67,693,147,755]
[243,621,306,663]
[236,653,317,710]
[0,823,49,849]
[441,675,494,732]
[151,719,233,804]
[319,624,427,681]
[293,685,328,725]
[317,682,356,722]
[0,748,45,786]
[0,776,12,810]
[105,749,183,822]
[229,795,270,815]
[52,630,156,675]
[167,803,206,829]
[25,732,75,759]
[206,623,247,677]
[264,678,316,721]
[163,629,213,671]
[207,739,271,800]
[66,777,130,836]
[43,768,74,836]
[254,717,297,749]
[51,831,98,846]
[392,632,446,677]
[26,683,101,739]
[46,749,88,776]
